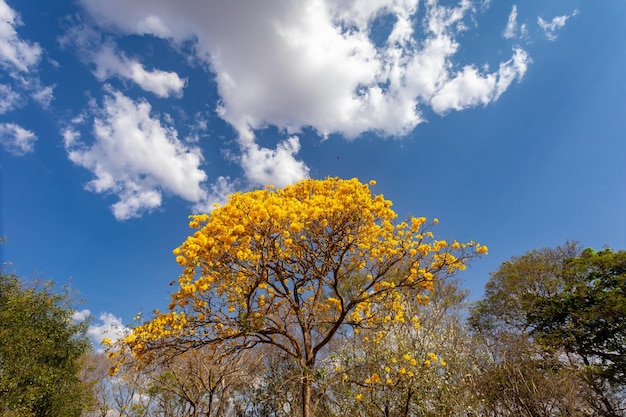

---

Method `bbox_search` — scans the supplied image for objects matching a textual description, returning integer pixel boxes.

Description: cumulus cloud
[0,122,37,155]
[73,309,128,348]
[431,48,530,113]
[0,0,42,72]
[77,0,531,192]
[60,24,186,98]
[86,311,128,346]
[240,136,310,188]
[72,309,91,322]
[538,10,578,41]
[92,45,187,98]
[65,89,209,220]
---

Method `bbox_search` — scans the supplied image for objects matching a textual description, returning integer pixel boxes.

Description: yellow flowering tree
[329,278,490,416]
[122,177,487,417]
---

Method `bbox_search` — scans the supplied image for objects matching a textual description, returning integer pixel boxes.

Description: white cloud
[31,84,55,108]
[87,312,128,346]
[72,308,91,322]
[191,175,236,214]
[538,10,578,41]
[62,126,81,148]
[72,309,132,351]
[0,122,37,155]
[78,0,531,191]
[0,1,53,157]
[240,136,310,188]
[503,5,518,39]
[60,24,186,98]
[431,48,530,113]
[65,89,208,220]
[0,84,21,113]
[503,5,528,40]
[0,0,42,72]
[92,45,187,98]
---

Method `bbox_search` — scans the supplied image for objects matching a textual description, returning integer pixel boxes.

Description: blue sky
[1,0,625,343]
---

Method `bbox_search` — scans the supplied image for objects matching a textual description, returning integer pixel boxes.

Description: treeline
[84,242,626,416]
[2,242,624,416]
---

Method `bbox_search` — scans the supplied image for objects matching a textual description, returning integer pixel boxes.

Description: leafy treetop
[0,274,92,417]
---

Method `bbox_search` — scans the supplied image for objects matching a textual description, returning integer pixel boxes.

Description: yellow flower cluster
[370,351,446,388]
[121,177,486,367]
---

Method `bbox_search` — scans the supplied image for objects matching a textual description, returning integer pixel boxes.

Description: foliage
[470,242,625,416]
[119,177,486,416]
[469,241,582,336]
[0,273,92,417]
[528,248,626,386]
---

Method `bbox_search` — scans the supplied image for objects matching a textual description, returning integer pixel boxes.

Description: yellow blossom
[119,176,485,395]
[367,373,381,384]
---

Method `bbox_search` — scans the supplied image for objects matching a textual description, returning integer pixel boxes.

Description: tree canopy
[0,273,92,417]
[119,177,487,417]
[528,247,626,385]
[470,242,626,417]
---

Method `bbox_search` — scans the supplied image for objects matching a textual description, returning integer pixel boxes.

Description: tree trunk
[301,325,316,417]
[302,373,313,417]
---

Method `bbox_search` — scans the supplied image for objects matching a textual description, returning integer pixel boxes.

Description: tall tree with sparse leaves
[118,177,487,417]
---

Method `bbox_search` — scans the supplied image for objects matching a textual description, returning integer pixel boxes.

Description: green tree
[528,248,626,416]
[470,242,625,416]
[118,177,486,417]
[0,273,92,417]
[469,241,582,336]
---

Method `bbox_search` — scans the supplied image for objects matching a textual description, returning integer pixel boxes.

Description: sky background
[1,0,625,344]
